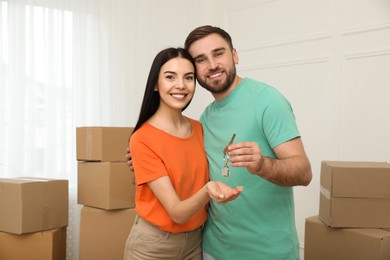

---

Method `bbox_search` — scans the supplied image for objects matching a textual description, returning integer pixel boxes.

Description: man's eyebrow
[213,47,226,53]
[193,47,227,60]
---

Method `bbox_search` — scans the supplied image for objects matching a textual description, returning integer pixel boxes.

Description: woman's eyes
[165,75,194,81]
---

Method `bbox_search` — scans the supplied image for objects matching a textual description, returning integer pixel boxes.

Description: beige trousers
[123,215,203,260]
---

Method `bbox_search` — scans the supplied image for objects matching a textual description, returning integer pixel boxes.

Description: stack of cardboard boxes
[305,161,390,260]
[0,177,68,260]
[76,126,136,260]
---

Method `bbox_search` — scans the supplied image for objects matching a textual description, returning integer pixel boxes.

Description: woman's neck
[148,109,191,138]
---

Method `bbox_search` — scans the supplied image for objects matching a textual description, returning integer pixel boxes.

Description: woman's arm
[148,176,243,224]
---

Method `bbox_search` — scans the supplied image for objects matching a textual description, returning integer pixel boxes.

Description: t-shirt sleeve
[259,88,300,148]
[130,135,168,185]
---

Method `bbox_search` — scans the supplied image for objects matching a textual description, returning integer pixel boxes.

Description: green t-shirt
[201,78,300,260]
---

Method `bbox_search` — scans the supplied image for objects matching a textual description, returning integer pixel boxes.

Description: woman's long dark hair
[131,47,196,135]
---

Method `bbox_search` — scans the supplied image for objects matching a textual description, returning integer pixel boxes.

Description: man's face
[188,33,238,95]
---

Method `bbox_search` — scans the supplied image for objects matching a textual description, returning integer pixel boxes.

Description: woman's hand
[206,181,243,203]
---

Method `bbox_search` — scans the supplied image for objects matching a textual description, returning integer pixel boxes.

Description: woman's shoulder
[186,117,200,123]
[130,123,155,141]
[185,117,202,128]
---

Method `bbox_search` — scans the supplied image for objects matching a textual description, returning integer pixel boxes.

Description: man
[128,25,312,260]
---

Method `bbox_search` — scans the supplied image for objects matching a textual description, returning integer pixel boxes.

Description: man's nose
[208,58,218,70]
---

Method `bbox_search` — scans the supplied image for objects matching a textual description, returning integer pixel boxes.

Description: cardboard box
[79,206,136,260]
[78,162,135,210]
[0,178,68,234]
[0,227,67,260]
[319,161,390,228]
[76,126,134,162]
[304,215,390,260]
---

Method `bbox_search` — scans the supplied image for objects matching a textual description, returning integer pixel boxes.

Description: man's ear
[232,48,239,65]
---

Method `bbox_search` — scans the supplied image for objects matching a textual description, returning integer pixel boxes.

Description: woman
[123,47,243,260]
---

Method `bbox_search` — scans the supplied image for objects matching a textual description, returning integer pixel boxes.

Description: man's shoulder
[243,77,269,86]
[242,77,280,97]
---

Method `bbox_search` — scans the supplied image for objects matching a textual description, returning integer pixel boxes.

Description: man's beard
[197,65,236,94]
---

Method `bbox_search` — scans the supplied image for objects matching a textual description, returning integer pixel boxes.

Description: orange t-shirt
[129,117,209,233]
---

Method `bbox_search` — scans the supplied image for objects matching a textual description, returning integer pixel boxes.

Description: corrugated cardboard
[304,215,390,260]
[78,162,135,210]
[319,161,390,228]
[0,178,68,234]
[79,206,136,260]
[76,126,134,162]
[0,227,67,260]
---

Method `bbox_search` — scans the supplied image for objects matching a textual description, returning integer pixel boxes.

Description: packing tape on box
[16,177,50,182]
[320,185,330,200]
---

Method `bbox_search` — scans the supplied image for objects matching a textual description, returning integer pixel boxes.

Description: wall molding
[226,0,279,13]
[343,48,390,60]
[237,32,332,53]
[225,0,332,52]
[239,56,329,72]
[343,21,390,36]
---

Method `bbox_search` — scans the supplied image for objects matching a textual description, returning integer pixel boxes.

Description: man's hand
[227,141,263,174]
[125,147,134,171]
[227,138,312,187]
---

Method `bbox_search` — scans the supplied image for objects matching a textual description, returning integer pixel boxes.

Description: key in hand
[222,133,236,177]
[223,133,236,155]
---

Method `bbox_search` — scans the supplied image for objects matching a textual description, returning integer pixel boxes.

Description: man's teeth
[209,72,222,78]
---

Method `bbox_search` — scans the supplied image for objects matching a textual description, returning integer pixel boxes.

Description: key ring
[222,134,236,177]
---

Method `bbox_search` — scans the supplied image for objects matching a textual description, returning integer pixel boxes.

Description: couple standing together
[124,25,312,260]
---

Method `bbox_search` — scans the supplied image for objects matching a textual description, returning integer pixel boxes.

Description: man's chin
[202,85,226,94]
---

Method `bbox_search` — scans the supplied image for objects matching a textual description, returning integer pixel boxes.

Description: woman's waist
[134,214,205,234]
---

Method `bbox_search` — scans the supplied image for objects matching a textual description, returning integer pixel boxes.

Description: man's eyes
[195,57,205,63]
[195,51,224,63]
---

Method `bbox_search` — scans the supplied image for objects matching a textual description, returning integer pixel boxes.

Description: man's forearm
[256,155,312,187]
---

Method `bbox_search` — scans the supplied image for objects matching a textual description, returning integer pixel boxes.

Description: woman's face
[156,57,195,111]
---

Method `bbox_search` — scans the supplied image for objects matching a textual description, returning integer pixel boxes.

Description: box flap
[321,161,390,198]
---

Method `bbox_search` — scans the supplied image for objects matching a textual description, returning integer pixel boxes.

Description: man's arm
[228,137,312,187]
